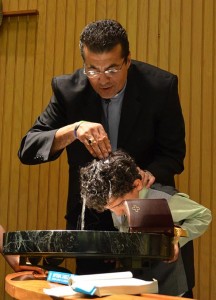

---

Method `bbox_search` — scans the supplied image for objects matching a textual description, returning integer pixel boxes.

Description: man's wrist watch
[174,226,188,237]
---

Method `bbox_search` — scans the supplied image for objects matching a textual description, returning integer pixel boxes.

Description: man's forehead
[83,44,123,62]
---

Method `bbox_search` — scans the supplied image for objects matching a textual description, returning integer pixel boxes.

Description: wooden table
[5,272,191,300]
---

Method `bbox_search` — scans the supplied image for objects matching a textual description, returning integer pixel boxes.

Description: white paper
[43,286,79,297]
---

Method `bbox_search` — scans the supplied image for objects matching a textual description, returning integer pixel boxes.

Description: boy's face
[105,189,139,216]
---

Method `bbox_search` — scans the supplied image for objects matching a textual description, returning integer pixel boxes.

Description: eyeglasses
[83,60,125,78]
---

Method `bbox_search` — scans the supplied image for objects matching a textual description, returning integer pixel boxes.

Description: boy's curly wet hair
[80,150,141,212]
[79,19,130,61]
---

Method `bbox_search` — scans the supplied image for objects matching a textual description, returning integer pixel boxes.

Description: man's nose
[98,72,110,84]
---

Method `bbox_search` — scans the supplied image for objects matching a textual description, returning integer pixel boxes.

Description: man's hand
[77,121,112,159]
[165,243,180,263]
[17,264,46,275]
[138,168,155,188]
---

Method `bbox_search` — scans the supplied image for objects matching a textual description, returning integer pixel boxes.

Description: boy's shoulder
[150,183,178,196]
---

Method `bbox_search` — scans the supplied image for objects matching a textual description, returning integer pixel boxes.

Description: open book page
[69,271,158,296]
[68,271,133,284]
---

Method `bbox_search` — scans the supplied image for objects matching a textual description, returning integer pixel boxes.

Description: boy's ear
[133,178,143,191]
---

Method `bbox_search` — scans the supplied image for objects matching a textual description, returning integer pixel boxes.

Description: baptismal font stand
[3,199,176,271]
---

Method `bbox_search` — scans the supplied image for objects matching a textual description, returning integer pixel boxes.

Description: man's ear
[126,53,131,67]
[133,178,143,191]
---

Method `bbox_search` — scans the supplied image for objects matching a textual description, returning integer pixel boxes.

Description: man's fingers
[88,137,111,159]
[139,169,155,188]
[79,122,112,158]
[165,243,179,263]
[83,134,111,159]
[76,121,112,158]
[146,176,155,188]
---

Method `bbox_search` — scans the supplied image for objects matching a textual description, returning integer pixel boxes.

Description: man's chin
[98,89,115,99]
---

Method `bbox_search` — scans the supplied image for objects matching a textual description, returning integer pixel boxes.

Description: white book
[68,271,158,296]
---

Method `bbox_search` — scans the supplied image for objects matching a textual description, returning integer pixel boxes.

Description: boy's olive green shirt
[112,185,212,247]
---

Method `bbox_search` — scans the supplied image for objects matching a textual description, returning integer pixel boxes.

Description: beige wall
[0,1,215,299]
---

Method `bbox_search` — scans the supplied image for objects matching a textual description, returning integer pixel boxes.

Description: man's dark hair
[80,150,141,212]
[79,19,130,61]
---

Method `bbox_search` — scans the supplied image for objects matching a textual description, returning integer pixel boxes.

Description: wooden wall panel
[198,1,214,299]
[158,0,170,70]
[179,1,192,193]
[0,1,215,299]
[116,0,127,27]
[169,0,181,75]
[136,0,148,61]
[188,1,203,295]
